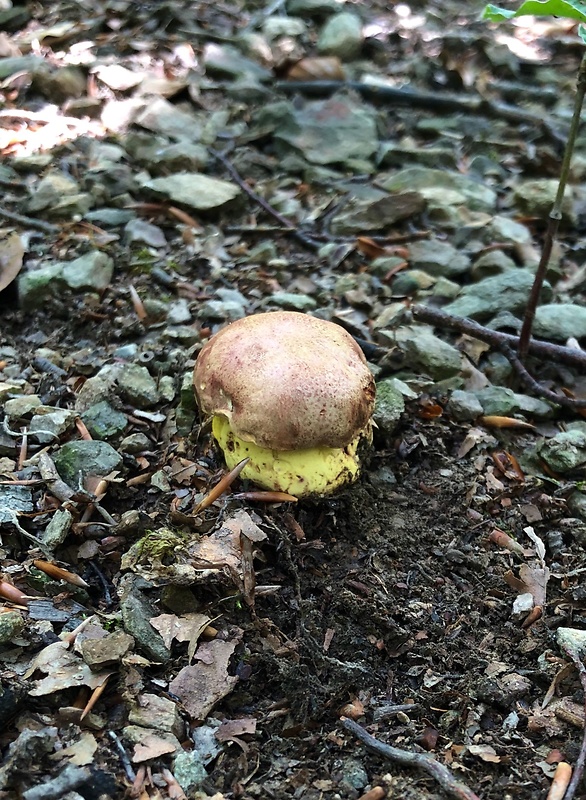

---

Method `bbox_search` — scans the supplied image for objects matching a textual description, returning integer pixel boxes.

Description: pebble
[53,440,123,485]
[81,401,128,440]
[408,238,471,278]
[448,389,483,421]
[117,364,161,408]
[538,429,586,473]
[374,379,405,436]
[317,12,363,60]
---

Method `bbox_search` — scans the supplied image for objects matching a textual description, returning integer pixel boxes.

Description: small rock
[4,395,42,419]
[391,269,435,295]
[81,401,128,441]
[0,611,24,644]
[129,693,184,739]
[203,43,271,82]
[274,95,378,167]
[471,249,516,280]
[333,758,368,792]
[317,12,363,60]
[0,7,31,31]
[268,292,317,311]
[29,408,77,444]
[18,263,64,310]
[173,750,208,795]
[489,215,532,244]
[74,365,122,412]
[393,325,463,379]
[153,142,209,172]
[119,433,150,454]
[54,440,123,484]
[117,364,161,408]
[474,386,552,418]
[142,173,241,212]
[40,508,73,550]
[263,16,307,38]
[85,208,136,226]
[118,575,170,662]
[81,630,134,671]
[331,192,425,234]
[444,269,551,320]
[62,252,114,292]
[374,379,405,436]
[534,303,586,341]
[134,98,203,142]
[513,179,576,225]
[379,167,497,214]
[27,172,80,213]
[408,238,471,278]
[167,299,192,325]
[124,219,167,248]
[431,276,461,299]
[32,67,86,103]
[448,390,483,421]
[538,429,586,474]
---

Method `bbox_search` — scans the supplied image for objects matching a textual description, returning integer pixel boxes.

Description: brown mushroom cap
[193,311,375,451]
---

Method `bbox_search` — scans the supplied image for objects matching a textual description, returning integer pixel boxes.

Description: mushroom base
[212,415,368,498]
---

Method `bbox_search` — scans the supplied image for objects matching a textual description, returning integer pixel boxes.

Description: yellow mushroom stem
[212,414,370,498]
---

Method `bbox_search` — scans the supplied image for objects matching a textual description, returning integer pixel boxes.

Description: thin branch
[0,207,59,234]
[411,304,586,369]
[341,717,481,800]
[209,147,321,252]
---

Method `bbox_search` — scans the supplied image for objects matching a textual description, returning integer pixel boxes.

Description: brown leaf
[286,56,345,81]
[0,231,24,292]
[480,415,536,431]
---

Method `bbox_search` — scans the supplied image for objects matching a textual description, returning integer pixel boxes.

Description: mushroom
[193,311,376,497]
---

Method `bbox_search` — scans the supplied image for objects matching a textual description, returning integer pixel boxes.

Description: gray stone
[317,12,363,60]
[513,179,576,224]
[27,172,80,212]
[374,379,405,436]
[180,372,197,411]
[119,576,170,662]
[203,43,271,82]
[286,0,341,17]
[117,364,161,408]
[448,390,483,421]
[0,611,24,644]
[81,401,128,440]
[161,326,200,347]
[153,142,209,172]
[393,325,463,380]
[4,395,41,419]
[18,263,64,310]
[74,365,122,413]
[391,270,435,295]
[444,269,551,320]
[568,490,586,520]
[62,252,114,292]
[534,303,586,341]
[0,56,43,80]
[40,508,73,550]
[263,16,307,38]
[167,298,192,325]
[173,750,208,795]
[0,485,33,525]
[124,219,167,248]
[431,276,461,299]
[489,215,532,244]
[134,98,203,142]
[29,409,77,443]
[274,96,378,167]
[129,693,184,739]
[471,249,516,280]
[335,758,368,792]
[538,430,586,474]
[408,239,471,278]
[331,193,425,235]
[85,208,136,226]
[81,630,134,671]
[142,173,241,212]
[378,168,497,213]
[54,440,123,484]
[119,433,150,454]
[268,292,317,311]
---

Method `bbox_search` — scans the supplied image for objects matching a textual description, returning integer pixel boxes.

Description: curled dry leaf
[0,231,24,292]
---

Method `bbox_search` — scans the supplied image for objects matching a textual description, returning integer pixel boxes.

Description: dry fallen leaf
[0,231,24,292]
[286,56,345,81]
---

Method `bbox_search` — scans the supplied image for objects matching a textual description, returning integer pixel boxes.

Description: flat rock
[538,429,586,474]
[142,173,241,212]
[117,364,161,408]
[62,252,114,292]
[379,167,497,213]
[274,95,378,167]
[393,325,463,380]
[331,192,425,234]
[534,303,586,341]
[81,401,128,440]
[444,269,551,320]
[317,12,363,60]
[54,440,123,484]
[203,43,271,81]
[408,238,470,278]
[448,389,483,421]
[513,179,576,225]
[18,263,64,311]
[81,630,134,671]
[27,172,80,213]
[374,379,405,436]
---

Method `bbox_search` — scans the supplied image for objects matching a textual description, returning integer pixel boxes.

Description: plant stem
[518,51,586,360]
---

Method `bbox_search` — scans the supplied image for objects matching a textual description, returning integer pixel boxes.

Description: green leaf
[482,1,586,23]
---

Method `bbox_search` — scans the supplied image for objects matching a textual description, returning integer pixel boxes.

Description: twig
[0,207,59,234]
[209,147,321,251]
[108,730,136,783]
[193,457,250,513]
[341,717,481,800]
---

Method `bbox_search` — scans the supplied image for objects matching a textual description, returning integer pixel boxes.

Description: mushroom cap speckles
[193,311,376,451]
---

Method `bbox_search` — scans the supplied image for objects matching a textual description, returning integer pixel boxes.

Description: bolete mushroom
[193,311,375,497]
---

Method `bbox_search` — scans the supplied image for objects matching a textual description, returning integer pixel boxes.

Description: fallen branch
[341,717,481,800]
[0,207,58,234]
[411,304,586,409]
